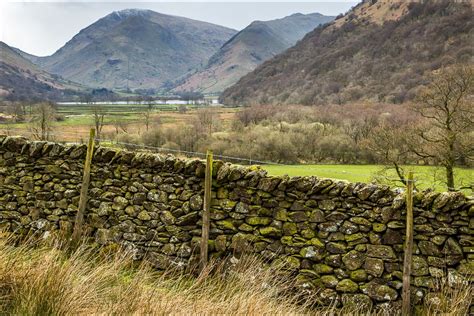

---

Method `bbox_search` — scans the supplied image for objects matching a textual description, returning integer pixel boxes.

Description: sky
[1,1,357,56]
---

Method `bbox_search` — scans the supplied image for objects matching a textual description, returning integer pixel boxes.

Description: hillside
[174,13,334,94]
[26,9,236,91]
[220,0,473,105]
[0,42,83,100]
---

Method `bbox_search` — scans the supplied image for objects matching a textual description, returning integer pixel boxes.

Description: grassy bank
[263,164,473,193]
[0,235,471,315]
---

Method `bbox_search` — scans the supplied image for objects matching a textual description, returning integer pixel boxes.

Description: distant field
[0,103,238,141]
[263,164,473,193]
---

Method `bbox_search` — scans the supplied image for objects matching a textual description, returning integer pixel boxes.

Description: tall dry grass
[0,234,315,315]
[422,273,473,316]
[0,234,471,315]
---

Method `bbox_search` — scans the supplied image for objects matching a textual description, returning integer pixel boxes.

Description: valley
[0,0,473,314]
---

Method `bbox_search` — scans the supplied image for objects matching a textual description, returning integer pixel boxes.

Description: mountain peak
[109,9,152,20]
[34,9,237,90]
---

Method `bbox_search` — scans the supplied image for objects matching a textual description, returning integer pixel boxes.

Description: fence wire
[1,129,444,185]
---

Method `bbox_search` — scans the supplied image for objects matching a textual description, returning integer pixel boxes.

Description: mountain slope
[221,0,473,105]
[174,13,334,94]
[31,9,237,90]
[0,42,83,100]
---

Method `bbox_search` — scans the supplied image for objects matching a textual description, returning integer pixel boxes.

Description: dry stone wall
[0,136,473,310]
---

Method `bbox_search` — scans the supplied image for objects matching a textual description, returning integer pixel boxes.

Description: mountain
[174,13,334,94]
[26,9,237,91]
[0,42,83,100]
[220,0,473,106]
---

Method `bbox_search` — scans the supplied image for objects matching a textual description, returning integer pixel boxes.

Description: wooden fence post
[402,171,414,316]
[71,128,95,247]
[200,150,213,271]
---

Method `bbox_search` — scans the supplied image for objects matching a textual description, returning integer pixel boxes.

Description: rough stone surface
[0,136,472,309]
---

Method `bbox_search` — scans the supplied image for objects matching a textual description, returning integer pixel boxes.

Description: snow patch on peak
[112,9,151,19]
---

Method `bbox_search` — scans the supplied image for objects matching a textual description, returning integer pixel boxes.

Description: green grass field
[1,103,201,130]
[263,164,473,193]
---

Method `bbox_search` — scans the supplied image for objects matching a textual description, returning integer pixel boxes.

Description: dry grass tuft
[0,235,315,315]
[422,273,473,316]
[0,234,471,315]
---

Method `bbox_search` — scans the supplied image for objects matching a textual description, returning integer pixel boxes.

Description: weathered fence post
[402,171,414,315]
[71,128,95,247]
[200,150,213,271]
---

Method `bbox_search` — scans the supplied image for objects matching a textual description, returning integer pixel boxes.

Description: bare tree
[82,93,106,141]
[195,108,219,136]
[29,102,56,141]
[363,120,413,186]
[178,105,188,114]
[141,98,154,132]
[91,104,106,142]
[6,102,26,122]
[411,65,473,191]
[342,115,379,145]
[112,117,129,136]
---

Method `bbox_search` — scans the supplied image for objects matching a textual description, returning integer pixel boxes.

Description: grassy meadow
[263,164,474,193]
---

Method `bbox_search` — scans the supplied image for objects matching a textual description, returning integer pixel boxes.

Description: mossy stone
[238,223,254,232]
[336,279,359,293]
[274,209,289,221]
[282,222,298,236]
[301,229,315,239]
[364,257,384,277]
[341,294,372,310]
[246,217,272,226]
[313,263,333,274]
[350,269,368,282]
[276,256,300,270]
[412,256,429,276]
[366,245,396,259]
[160,211,176,225]
[372,223,387,232]
[308,237,324,248]
[216,220,236,231]
[345,233,365,242]
[342,250,365,270]
[321,275,338,288]
[300,246,319,259]
[137,211,151,221]
[259,227,282,237]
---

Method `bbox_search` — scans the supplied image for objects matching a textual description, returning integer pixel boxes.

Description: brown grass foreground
[0,235,471,315]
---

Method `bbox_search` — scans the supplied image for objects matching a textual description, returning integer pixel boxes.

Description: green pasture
[55,103,194,121]
[56,103,190,116]
[263,164,473,193]
[2,103,194,129]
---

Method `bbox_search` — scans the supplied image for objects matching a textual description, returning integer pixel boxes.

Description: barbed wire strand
[6,130,462,184]
[0,129,424,182]
[95,137,420,182]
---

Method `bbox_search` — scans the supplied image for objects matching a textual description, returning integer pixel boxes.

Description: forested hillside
[221,0,473,105]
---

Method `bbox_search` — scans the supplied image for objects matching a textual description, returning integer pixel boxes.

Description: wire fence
[0,128,426,186]
[7,129,474,194]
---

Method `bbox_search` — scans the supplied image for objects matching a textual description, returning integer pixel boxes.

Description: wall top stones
[1,135,471,212]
